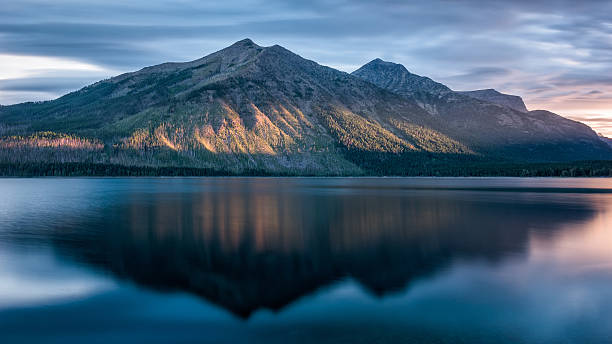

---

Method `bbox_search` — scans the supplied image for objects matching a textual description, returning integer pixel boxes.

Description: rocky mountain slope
[459,89,528,112]
[1,39,610,175]
[351,58,452,95]
[352,59,611,162]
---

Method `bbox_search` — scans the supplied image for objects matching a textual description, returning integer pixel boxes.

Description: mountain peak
[213,38,262,57]
[364,58,408,71]
[369,58,388,64]
[210,39,299,67]
[353,59,451,95]
[230,38,259,48]
[180,38,264,74]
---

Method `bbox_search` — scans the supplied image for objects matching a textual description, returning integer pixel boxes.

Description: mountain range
[1,38,611,175]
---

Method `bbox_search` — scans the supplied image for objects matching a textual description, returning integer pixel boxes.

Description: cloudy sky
[1,0,611,135]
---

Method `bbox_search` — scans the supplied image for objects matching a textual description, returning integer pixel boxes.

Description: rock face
[459,89,528,112]
[0,40,611,175]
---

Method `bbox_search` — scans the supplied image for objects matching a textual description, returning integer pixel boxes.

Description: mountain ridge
[351,58,610,162]
[1,39,611,175]
[458,88,528,112]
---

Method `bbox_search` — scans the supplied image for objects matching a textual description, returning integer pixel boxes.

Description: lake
[1,177,612,343]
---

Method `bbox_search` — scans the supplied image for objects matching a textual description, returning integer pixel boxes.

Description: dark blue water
[1,177,612,343]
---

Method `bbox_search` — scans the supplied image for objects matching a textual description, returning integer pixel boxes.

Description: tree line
[2,160,612,177]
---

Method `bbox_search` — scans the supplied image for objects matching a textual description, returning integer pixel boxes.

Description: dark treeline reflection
[33,179,596,318]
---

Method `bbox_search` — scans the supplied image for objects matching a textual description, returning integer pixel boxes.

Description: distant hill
[1,39,611,175]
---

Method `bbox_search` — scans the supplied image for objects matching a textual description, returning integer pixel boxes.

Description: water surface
[1,177,612,343]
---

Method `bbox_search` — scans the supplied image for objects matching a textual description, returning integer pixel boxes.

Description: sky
[1,0,611,135]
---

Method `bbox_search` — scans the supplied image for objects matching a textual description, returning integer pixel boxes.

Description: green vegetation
[389,119,471,154]
[322,107,414,153]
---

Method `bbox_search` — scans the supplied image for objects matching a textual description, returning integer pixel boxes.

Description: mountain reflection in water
[6,178,600,316]
[2,178,612,343]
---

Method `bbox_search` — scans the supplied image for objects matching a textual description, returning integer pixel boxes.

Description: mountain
[352,59,611,162]
[459,89,528,112]
[1,40,611,175]
[0,39,473,175]
[351,58,452,95]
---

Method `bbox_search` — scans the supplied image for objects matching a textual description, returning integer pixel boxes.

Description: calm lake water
[1,177,612,343]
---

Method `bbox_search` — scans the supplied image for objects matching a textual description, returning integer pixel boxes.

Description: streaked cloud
[0,54,108,79]
[0,54,118,103]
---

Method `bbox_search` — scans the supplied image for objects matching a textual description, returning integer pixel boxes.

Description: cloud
[443,67,513,89]
[0,77,100,93]
[0,54,117,104]
[565,114,612,136]
[566,115,612,124]
[0,54,109,79]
